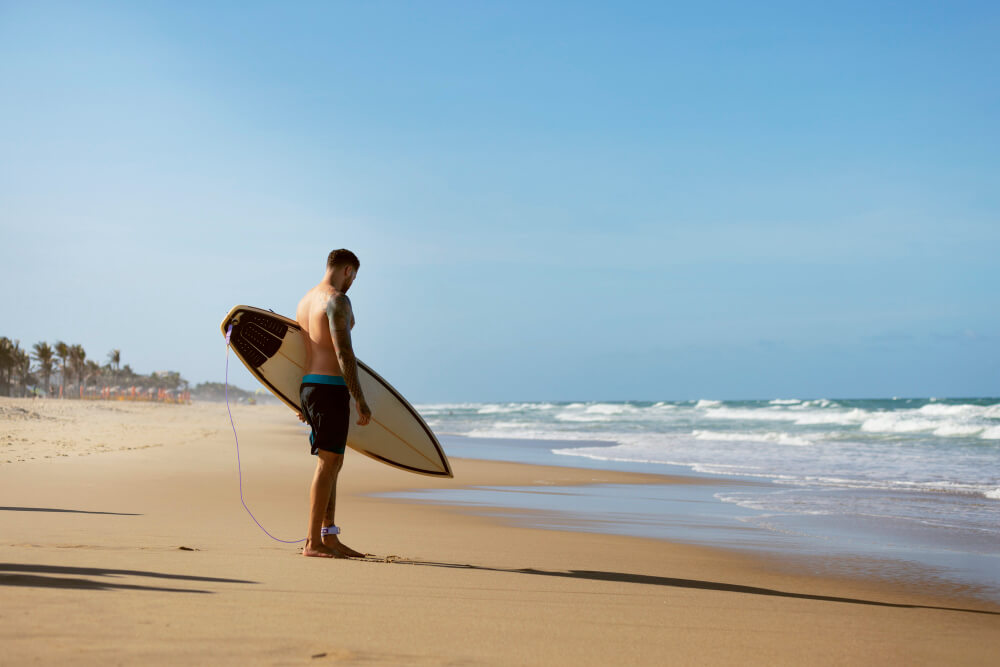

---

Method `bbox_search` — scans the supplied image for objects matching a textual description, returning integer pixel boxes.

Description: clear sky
[1,1,997,402]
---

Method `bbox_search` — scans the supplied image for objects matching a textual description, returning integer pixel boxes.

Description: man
[296,249,372,558]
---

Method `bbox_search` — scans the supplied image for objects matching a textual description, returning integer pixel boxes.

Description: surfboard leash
[225,324,307,544]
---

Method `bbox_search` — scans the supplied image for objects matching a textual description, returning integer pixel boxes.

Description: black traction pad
[231,312,287,368]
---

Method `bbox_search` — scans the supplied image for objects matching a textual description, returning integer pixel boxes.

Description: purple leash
[225,324,306,544]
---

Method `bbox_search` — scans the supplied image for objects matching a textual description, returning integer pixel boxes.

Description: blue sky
[1,1,997,401]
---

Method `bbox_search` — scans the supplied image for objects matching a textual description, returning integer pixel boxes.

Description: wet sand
[1,398,998,665]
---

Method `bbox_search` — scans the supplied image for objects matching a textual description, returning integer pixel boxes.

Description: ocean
[395,397,1000,599]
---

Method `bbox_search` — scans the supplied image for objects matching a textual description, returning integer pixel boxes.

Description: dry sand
[1,397,998,665]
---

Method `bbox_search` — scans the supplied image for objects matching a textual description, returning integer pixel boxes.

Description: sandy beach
[1,397,998,665]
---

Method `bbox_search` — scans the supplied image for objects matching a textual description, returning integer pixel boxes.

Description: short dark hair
[327,249,360,270]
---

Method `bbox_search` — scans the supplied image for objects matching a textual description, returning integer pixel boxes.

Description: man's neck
[322,272,340,291]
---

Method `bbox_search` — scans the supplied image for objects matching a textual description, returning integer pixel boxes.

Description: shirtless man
[296,249,372,558]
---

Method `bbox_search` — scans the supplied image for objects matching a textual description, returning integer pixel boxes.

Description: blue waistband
[301,374,346,386]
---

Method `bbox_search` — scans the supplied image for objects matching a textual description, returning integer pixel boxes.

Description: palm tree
[0,339,31,397]
[68,344,86,398]
[107,349,121,387]
[0,337,13,396]
[13,345,32,397]
[32,342,55,397]
[84,360,102,397]
[55,341,70,398]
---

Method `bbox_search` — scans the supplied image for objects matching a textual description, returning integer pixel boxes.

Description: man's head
[326,249,360,291]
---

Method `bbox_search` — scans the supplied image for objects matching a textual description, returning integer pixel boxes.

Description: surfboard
[220,305,452,478]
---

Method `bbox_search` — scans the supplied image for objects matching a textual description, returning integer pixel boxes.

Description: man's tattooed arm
[326,294,368,410]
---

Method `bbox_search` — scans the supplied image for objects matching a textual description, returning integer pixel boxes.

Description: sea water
[400,397,1000,599]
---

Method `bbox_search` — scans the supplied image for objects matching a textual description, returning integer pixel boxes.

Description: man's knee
[316,450,344,474]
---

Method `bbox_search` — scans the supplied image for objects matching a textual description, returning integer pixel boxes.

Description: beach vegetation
[0,336,30,396]
[1,336,191,402]
[68,344,86,397]
[32,342,55,395]
[0,337,33,397]
[54,340,69,398]
[0,337,11,395]
[2,338,257,404]
[107,348,121,386]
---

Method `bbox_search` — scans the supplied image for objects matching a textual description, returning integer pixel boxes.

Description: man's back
[296,284,353,377]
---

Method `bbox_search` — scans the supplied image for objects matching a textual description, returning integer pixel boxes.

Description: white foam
[553,402,644,422]
[554,412,614,423]
[464,427,589,441]
[692,430,813,447]
[551,448,657,465]
[703,407,790,421]
[549,447,767,477]
[986,489,1000,500]
[485,421,536,430]
[981,426,1000,440]
[695,399,722,409]
[769,399,802,405]
[414,402,481,413]
[918,403,987,417]
[476,402,557,414]
[702,406,864,424]
[476,404,518,414]
[861,415,937,434]
[714,492,832,515]
[792,409,869,425]
[933,423,984,437]
[788,476,994,495]
[583,403,639,415]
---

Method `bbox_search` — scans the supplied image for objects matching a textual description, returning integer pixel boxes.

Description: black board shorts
[300,377,350,455]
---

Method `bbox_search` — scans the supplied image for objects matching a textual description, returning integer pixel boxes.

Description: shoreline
[2,398,999,663]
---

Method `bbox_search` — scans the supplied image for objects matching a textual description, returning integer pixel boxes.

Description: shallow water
[385,425,1000,602]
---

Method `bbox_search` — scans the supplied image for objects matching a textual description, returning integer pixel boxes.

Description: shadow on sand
[0,506,141,516]
[375,559,999,616]
[0,563,257,594]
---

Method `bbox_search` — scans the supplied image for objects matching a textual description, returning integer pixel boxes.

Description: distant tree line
[0,337,189,398]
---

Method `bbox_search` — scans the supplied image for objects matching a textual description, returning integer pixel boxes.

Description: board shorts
[300,374,350,455]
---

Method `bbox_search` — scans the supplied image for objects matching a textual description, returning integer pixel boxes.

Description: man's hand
[356,399,372,426]
[296,411,307,423]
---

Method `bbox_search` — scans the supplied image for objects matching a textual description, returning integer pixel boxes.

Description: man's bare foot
[323,535,365,558]
[302,539,337,558]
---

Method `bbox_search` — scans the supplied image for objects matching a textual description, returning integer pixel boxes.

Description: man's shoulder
[328,291,351,306]
[325,291,351,315]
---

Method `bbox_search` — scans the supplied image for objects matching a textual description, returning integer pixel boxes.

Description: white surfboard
[221,305,452,477]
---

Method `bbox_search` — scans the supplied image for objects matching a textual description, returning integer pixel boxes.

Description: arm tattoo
[326,295,366,405]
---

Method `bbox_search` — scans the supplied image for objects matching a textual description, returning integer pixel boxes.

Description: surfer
[296,249,372,559]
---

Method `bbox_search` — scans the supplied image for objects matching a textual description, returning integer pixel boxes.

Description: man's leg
[302,450,341,558]
[321,454,365,558]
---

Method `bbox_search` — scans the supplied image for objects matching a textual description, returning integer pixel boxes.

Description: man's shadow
[0,506,140,516]
[369,558,999,616]
[0,563,257,594]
